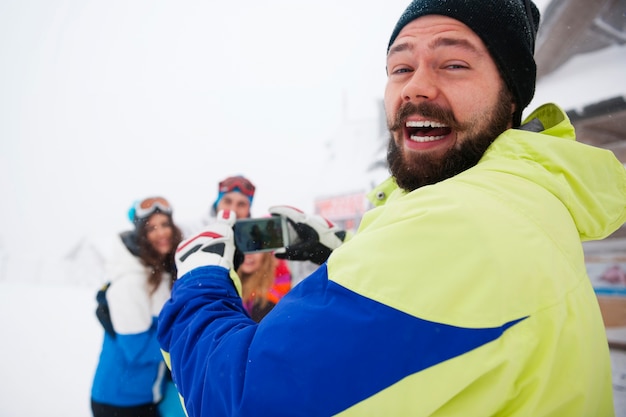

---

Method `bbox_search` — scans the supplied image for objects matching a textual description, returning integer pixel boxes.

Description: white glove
[175,210,239,278]
[268,205,346,265]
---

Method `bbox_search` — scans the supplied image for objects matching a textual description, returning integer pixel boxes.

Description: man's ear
[509,101,518,128]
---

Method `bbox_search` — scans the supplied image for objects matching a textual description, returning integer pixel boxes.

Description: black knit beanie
[388,0,540,126]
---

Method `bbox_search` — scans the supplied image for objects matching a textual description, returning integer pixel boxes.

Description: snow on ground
[0,279,625,416]
[0,281,101,417]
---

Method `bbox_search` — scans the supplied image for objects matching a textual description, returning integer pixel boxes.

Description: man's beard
[387,87,514,192]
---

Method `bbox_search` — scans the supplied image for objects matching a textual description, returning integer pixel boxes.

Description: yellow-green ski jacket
[158,103,626,416]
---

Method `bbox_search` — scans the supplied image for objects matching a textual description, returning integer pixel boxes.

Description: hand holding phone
[233,216,290,254]
[268,205,346,265]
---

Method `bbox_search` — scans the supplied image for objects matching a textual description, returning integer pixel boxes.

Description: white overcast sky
[1,0,557,258]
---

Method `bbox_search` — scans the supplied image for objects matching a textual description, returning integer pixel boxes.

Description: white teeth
[406,120,447,142]
[406,120,447,128]
[409,134,446,142]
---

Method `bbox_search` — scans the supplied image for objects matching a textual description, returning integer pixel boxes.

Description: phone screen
[233,216,288,253]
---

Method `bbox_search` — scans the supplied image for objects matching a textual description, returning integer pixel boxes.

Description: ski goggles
[218,176,256,198]
[134,196,173,220]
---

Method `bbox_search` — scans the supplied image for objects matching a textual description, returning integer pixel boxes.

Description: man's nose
[401,68,438,103]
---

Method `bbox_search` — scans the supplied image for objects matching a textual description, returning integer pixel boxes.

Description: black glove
[268,205,346,265]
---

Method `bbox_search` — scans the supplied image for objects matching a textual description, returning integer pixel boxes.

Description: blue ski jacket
[91,234,171,407]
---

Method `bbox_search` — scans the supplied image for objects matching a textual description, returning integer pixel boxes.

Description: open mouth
[405,120,451,143]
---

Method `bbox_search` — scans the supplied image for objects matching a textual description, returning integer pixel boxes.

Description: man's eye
[444,63,469,70]
[391,67,412,75]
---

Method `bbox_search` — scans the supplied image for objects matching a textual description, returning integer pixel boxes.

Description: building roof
[533,0,626,163]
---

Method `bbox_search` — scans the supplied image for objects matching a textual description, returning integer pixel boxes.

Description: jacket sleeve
[158,265,520,417]
[108,277,164,365]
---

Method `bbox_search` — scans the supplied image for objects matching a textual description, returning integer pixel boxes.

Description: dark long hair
[135,212,183,292]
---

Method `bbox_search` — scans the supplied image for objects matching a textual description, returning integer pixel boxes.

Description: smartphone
[233,216,290,254]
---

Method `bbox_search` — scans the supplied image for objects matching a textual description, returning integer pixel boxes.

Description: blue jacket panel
[159,265,526,416]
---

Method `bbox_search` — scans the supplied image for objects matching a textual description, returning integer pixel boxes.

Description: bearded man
[158,1,626,416]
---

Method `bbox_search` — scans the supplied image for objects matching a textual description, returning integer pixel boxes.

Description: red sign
[314,192,368,219]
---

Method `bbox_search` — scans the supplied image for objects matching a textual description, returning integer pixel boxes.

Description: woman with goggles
[91,196,184,417]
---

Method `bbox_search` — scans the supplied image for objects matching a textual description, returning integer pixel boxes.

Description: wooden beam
[535,0,610,78]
